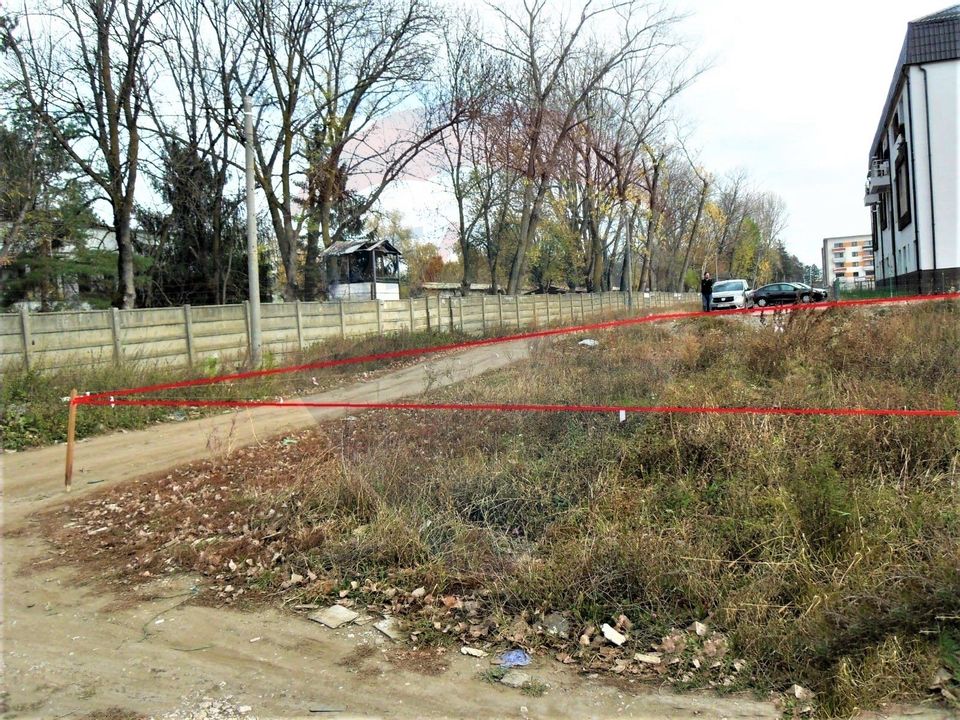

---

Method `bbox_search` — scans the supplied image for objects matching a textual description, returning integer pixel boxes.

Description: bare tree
[488,0,684,295]
[3,0,167,308]
[302,0,455,300]
[436,13,503,291]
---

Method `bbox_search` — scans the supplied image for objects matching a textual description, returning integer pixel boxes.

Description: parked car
[710,279,751,309]
[746,282,828,307]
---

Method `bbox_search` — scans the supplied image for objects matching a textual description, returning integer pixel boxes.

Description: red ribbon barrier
[79,396,959,418]
[72,292,959,419]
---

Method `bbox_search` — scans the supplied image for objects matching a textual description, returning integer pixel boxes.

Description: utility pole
[244,96,263,367]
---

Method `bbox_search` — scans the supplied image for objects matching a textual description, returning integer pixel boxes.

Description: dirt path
[2,338,534,526]
[1,339,941,719]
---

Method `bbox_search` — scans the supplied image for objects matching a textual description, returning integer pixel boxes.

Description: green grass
[42,300,960,716]
[0,328,483,450]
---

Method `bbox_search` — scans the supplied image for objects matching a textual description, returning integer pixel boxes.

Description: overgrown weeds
[1,328,486,450]
[42,301,960,716]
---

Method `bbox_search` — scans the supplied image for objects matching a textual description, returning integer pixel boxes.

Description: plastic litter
[499,649,531,667]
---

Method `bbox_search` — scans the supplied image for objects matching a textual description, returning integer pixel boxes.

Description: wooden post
[65,388,78,492]
[481,295,487,332]
[448,297,454,332]
[546,295,551,325]
[579,293,585,322]
[183,304,196,366]
[339,300,346,338]
[515,295,521,328]
[19,305,32,369]
[426,296,432,331]
[408,297,415,332]
[497,293,504,328]
[532,296,538,327]
[458,297,465,332]
[294,300,305,351]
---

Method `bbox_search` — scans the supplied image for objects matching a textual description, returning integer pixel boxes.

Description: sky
[668,0,949,265]
[380,0,950,266]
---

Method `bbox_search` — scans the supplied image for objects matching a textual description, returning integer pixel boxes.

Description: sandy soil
[1,338,949,719]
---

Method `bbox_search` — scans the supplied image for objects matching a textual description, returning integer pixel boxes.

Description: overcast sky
[672,0,949,265]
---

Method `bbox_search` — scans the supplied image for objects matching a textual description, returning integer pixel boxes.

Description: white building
[822,234,875,290]
[864,6,960,293]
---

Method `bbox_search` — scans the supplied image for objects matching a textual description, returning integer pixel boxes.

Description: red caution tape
[79,397,959,418]
[74,292,959,419]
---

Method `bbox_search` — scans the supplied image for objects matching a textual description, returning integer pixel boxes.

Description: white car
[711,279,751,309]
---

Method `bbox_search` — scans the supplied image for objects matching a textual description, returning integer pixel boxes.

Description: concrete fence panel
[0,291,699,372]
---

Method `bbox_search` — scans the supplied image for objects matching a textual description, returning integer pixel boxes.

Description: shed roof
[319,238,401,257]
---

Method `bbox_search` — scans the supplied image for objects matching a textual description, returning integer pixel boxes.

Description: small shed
[321,238,401,301]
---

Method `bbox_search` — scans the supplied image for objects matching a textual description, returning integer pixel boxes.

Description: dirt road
[1,339,942,719]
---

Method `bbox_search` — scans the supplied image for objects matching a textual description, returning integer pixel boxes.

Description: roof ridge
[911,4,960,24]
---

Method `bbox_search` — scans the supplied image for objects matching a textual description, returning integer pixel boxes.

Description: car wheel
[757,298,767,307]
[801,294,811,303]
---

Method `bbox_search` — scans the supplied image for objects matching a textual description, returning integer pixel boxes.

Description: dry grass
[41,301,960,717]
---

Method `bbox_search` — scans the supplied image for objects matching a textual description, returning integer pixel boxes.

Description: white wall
[914,62,960,271]
[329,281,401,301]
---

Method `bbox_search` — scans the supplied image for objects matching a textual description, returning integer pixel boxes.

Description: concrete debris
[578,339,599,347]
[688,621,709,637]
[460,646,488,658]
[633,652,662,665]
[151,697,258,720]
[308,604,359,629]
[373,616,403,641]
[410,586,427,599]
[930,667,953,690]
[787,684,815,702]
[600,623,626,646]
[500,670,531,688]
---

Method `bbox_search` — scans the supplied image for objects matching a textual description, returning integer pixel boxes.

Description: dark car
[746,282,828,307]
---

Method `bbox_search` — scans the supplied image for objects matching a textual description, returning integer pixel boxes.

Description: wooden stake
[65,388,78,492]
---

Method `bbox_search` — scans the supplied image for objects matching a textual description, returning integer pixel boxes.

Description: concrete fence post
[545,295,551,325]
[408,297,415,332]
[242,300,252,359]
[294,300,304,351]
[425,296,432,332]
[458,297,464,332]
[532,296,538,327]
[183,304,196,366]
[515,295,521,327]
[110,307,123,365]
[376,299,383,335]
[19,305,32,369]
[339,300,346,338]
[448,298,454,332]
[481,295,487,332]
[579,293,585,322]
[497,293,504,328]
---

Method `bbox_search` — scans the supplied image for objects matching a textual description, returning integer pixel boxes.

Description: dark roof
[319,238,401,257]
[869,6,960,159]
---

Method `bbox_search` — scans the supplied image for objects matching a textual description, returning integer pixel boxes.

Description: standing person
[700,272,715,312]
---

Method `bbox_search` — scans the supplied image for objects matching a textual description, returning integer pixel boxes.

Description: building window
[894,147,911,230]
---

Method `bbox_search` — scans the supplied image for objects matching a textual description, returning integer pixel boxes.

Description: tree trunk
[677,178,709,291]
[115,210,136,308]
